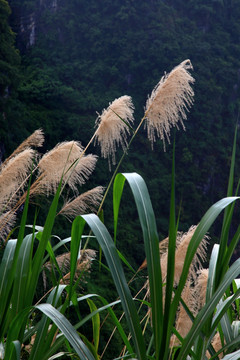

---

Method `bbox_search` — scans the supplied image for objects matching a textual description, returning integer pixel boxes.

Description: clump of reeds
[140,225,209,347]
[0,132,103,242]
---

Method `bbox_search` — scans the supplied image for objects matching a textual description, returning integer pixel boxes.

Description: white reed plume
[145,59,194,149]
[66,154,98,192]
[195,268,209,309]
[37,141,97,195]
[0,148,35,209]
[170,280,197,347]
[58,186,105,220]
[1,129,44,167]
[95,95,134,166]
[173,225,208,285]
[0,211,16,242]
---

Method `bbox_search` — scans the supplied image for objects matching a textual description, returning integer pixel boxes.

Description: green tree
[0,0,21,157]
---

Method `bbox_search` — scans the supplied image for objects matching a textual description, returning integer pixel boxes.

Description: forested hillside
[1,0,240,252]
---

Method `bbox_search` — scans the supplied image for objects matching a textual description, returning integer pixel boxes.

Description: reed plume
[1,129,44,167]
[171,268,210,348]
[95,95,134,166]
[37,141,97,195]
[170,280,197,347]
[157,226,208,286]
[66,154,98,192]
[0,211,16,242]
[0,148,36,209]
[142,226,208,286]
[195,268,209,309]
[145,59,194,149]
[173,225,208,285]
[58,186,104,220]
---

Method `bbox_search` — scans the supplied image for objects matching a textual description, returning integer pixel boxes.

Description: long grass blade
[210,288,240,335]
[70,216,82,295]
[219,300,233,344]
[113,172,125,244]
[221,349,240,360]
[114,172,162,358]
[4,307,31,359]
[222,222,240,277]
[35,303,95,360]
[162,139,177,358]
[0,239,17,336]
[28,182,62,306]
[43,297,134,360]
[81,213,147,360]
[194,244,220,355]
[29,285,67,360]
[87,299,100,352]
[9,340,21,360]
[11,234,33,315]
[206,244,220,302]
[0,179,32,337]
[217,126,238,283]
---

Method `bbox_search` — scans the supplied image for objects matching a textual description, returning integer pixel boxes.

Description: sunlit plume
[0,148,35,208]
[1,129,44,167]
[58,186,105,220]
[145,59,195,149]
[37,141,97,195]
[95,95,134,167]
[0,211,16,242]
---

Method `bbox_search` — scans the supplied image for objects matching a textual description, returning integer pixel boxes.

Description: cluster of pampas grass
[139,226,226,357]
[0,131,104,242]
[93,60,194,167]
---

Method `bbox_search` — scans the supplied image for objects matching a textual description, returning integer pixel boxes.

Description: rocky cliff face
[9,0,59,50]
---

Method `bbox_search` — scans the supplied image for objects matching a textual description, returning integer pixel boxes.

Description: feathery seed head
[174,225,208,285]
[0,211,16,243]
[68,154,98,192]
[2,129,44,167]
[170,280,196,347]
[59,186,105,220]
[37,141,97,194]
[0,148,35,208]
[23,129,45,149]
[95,95,134,166]
[145,59,194,149]
[195,268,209,309]
[38,141,84,173]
